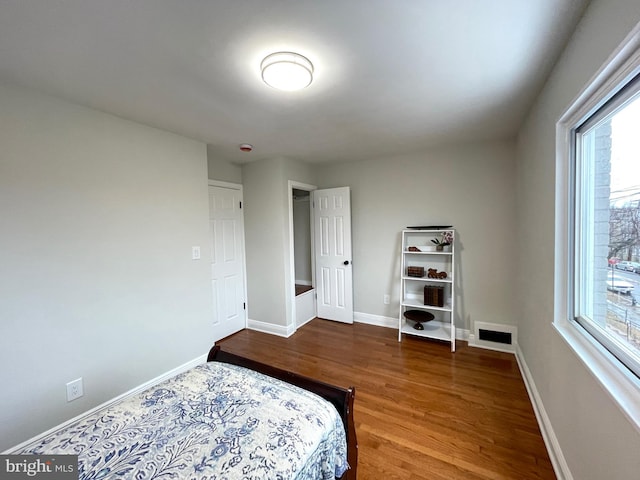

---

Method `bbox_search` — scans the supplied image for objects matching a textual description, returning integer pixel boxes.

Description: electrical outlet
[66,378,84,402]
[383,294,390,305]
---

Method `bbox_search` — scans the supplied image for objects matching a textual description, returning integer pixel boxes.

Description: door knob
[343,260,350,265]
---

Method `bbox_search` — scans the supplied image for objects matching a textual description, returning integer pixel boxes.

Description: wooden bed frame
[207,346,358,480]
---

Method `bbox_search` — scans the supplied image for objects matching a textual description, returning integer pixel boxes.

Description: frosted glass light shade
[261,52,313,91]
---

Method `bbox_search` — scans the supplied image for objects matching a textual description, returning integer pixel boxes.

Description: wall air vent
[478,329,512,345]
[470,322,517,353]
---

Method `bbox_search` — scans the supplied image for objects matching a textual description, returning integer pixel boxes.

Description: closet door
[209,182,246,339]
[313,187,353,324]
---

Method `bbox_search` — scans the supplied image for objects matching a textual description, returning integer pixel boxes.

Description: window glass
[574,76,640,378]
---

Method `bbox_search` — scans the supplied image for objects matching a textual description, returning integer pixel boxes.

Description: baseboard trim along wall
[4,354,208,454]
[248,312,510,351]
[354,311,397,329]
[515,344,571,480]
[354,312,470,341]
[247,318,296,338]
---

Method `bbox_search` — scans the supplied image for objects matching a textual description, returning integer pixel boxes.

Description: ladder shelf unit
[398,229,456,352]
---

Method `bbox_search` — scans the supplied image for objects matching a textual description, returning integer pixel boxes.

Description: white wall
[293,195,312,284]
[241,157,315,333]
[516,0,640,478]
[0,83,213,451]
[315,139,517,332]
[207,144,242,184]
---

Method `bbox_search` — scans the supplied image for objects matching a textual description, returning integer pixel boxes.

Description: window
[556,23,640,430]
[573,75,640,379]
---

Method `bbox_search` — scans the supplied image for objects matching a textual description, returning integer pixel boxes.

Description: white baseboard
[247,318,296,338]
[247,312,496,351]
[4,353,208,454]
[456,327,470,341]
[354,311,397,328]
[515,345,572,480]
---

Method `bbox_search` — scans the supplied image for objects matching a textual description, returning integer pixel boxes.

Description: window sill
[554,319,640,433]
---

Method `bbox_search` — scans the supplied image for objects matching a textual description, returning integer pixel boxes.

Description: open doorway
[293,188,312,294]
[289,182,316,330]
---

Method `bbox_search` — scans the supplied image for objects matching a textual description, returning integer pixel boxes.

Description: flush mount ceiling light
[261,52,314,91]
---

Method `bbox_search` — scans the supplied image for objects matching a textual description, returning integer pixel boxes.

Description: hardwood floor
[217,319,555,480]
[295,284,313,296]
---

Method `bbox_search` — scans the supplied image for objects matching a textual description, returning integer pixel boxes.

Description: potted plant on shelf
[431,230,454,251]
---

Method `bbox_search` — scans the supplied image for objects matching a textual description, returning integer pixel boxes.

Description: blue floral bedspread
[19,362,348,479]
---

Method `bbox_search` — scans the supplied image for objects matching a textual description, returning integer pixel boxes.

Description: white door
[313,187,353,323]
[209,183,246,339]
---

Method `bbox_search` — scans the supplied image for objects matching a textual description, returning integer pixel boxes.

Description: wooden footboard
[207,346,357,480]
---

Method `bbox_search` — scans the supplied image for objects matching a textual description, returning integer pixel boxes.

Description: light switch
[192,246,201,260]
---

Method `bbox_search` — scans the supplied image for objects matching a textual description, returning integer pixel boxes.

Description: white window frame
[555,23,640,432]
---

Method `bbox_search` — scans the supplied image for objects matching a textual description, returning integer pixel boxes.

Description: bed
[17,345,357,480]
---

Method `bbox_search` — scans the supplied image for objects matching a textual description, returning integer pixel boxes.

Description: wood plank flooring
[295,284,313,296]
[217,319,555,480]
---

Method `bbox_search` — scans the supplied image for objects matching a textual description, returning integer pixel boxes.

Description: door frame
[208,179,248,335]
[287,180,317,333]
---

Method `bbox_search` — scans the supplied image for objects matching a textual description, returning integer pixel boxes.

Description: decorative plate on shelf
[403,310,435,330]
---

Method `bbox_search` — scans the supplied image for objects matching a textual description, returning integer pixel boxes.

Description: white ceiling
[0,1,589,164]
